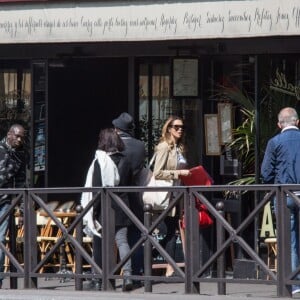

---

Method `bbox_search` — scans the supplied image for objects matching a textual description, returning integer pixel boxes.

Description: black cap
[112,112,135,132]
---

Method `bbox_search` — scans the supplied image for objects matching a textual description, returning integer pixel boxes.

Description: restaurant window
[0,67,31,137]
[0,65,31,185]
[138,60,202,166]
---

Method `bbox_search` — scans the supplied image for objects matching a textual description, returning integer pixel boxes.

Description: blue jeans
[286,196,300,278]
[128,224,144,275]
[92,227,132,275]
[0,203,10,282]
[115,226,132,274]
[275,196,300,292]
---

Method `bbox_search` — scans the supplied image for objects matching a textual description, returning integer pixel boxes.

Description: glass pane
[138,61,202,166]
[139,64,149,152]
[0,68,31,138]
[22,71,31,109]
[0,69,17,109]
[152,63,170,146]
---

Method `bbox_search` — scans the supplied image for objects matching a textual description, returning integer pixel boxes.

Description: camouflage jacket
[0,137,26,205]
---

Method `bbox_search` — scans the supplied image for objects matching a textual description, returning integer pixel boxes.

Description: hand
[180,169,191,177]
[17,216,23,228]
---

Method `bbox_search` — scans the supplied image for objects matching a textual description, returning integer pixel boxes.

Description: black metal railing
[0,184,299,297]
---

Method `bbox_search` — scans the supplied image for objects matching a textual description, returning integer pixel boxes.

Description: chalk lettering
[270,69,300,100]
[160,14,177,33]
[25,18,43,35]
[139,17,157,31]
[43,20,56,34]
[81,17,93,36]
[62,18,79,28]
[18,20,24,29]
[183,12,201,31]
[292,7,300,28]
[254,8,273,30]
[115,17,128,36]
[130,18,139,27]
[103,18,113,34]
[93,18,103,27]
[276,7,289,30]
[0,21,14,37]
[206,12,224,32]
[228,10,252,32]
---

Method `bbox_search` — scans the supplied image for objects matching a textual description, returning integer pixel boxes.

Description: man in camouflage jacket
[0,124,26,288]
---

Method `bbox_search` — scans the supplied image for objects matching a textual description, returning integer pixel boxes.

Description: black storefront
[1,0,300,274]
[1,38,300,189]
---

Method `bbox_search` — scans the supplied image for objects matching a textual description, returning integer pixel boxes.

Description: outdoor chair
[264,237,277,279]
[36,200,76,273]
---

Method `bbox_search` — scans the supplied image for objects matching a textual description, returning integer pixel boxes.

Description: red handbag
[180,165,214,229]
[195,200,214,228]
[181,198,213,229]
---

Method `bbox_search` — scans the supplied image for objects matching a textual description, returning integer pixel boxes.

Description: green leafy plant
[216,79,299,188]
[228,108,255,185]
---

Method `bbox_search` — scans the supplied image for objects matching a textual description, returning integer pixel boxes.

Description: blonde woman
[153,116,190,277]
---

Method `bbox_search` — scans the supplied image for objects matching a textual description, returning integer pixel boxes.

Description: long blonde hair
[159,115,185,152]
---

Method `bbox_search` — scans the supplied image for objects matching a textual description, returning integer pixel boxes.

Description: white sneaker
[292,287,300,295]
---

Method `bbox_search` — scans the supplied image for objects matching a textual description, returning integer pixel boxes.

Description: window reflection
[0,68,31,137]
[138,61,201,166]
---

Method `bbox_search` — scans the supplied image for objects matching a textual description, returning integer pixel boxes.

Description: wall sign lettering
[0,0,300,43]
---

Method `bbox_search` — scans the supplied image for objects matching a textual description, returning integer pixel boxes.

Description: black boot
[122,271,133,291]
[88,278,102,290]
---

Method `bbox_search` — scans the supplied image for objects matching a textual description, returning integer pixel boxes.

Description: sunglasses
[170,125,185,131]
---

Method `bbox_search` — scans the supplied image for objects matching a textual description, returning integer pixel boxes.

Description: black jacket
[119,131,146,221]
[119,132,146,179]
[0,137,26,205]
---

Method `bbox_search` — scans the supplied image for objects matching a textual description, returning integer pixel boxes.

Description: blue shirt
[261,126,300,184]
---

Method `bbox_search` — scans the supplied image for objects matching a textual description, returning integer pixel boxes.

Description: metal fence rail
[0,184,299,296]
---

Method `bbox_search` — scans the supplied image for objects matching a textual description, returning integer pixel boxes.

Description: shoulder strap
[148,153,156,168]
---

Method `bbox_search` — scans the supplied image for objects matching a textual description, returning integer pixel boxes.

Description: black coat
[93,152,133,228]
[0,138,26,205]
[119,131,146,221]
[119,132,146,180]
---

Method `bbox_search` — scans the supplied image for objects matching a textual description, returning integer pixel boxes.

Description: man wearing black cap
[113,112,146,286]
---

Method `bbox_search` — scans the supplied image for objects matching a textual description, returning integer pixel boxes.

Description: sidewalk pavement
[1,278,300,300]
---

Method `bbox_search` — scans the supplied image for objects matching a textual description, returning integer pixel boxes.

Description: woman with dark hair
[153,116,190,277]
[81,128,133,291]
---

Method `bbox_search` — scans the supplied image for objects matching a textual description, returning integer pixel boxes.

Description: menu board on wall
[204,114,221,156]
[172,58,198,97]
[32,62,47,186]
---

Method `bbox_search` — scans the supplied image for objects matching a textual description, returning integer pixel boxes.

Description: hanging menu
[32,62,47,186]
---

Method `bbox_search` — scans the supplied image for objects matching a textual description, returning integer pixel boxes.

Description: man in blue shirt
[261,107,300,294]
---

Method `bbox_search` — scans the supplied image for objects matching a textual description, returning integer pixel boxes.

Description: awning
[0,0,299,44]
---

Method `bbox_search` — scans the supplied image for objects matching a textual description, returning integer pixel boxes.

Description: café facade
[0,0,300,274]
[1,0,299,189]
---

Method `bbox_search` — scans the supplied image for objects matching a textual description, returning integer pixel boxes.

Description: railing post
[185,189,200,294]
[75,205,83,290]
[277,186,291,296]
[24,189,37,288]
[216,201,226,295]
[144,203,153,292]
[9,212,17,289]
